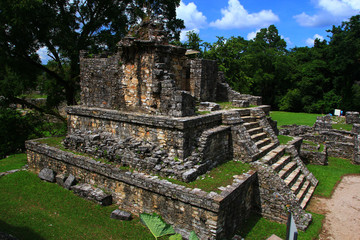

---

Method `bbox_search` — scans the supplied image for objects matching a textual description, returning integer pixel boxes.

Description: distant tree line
[181,15,360,114]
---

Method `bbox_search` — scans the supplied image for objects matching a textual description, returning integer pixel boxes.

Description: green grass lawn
[237,212,324,240]
[270,111,322,127]
[0,171,154,240]
[307,157,360,197]
[0,153,27,172]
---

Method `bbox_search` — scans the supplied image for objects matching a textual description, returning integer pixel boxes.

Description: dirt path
[307,175,360,240]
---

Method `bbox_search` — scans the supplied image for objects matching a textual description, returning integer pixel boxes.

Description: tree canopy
[0,0,184,117]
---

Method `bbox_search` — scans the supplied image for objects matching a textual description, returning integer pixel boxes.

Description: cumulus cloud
[209,0,279,29]
[247,29,260,40]
[37,47,51,64]
[179,28,200,42]
[306,34,325,46]
[176,1,207,30]
[294,0,360,27]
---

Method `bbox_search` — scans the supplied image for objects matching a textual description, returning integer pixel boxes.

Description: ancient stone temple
[26,19,317,239]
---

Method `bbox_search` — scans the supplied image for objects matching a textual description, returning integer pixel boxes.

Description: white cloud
[247,29,260,40]
[306,34,325,46]
[37,47,51,64]
[179,28,200,42]
[294,0,360,27]
[281,36,293,46]
[176,1,207,30]
[209,0,279,29]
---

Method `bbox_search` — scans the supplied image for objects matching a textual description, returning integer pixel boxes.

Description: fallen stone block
[64,174,76,189]
[71,183,112,206]
[56,173,67,186]
[38,168,56,182]
[110,209,132,221]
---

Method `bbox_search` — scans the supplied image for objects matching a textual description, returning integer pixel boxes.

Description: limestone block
[38,168,56,182]
[72,183,112,206]
[64,174,77,190]
[110,209,132,221]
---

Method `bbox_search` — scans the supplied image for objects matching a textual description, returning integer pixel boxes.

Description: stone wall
[346,111,360,124]
[64,106,232,181]
[80,38,195,117]
[26,140,258,239]
[188,59,218,102]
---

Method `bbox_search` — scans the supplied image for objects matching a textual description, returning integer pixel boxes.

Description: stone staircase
[262,145,316,209]
[240,111,278,161]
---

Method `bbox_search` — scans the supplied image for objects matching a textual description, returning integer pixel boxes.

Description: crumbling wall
[26,140,258,240]
[188,59,218,102]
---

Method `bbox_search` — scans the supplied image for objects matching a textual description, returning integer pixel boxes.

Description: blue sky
[176,0,360,48]
[37,0,360,63]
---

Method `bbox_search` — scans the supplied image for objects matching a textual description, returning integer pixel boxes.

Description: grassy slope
[307,157,360,197]
[0,153,27,172]
[0,171,154,240]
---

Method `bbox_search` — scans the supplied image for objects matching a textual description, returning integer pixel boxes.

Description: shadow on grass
[236,213,263,238]
[0,220,46,240]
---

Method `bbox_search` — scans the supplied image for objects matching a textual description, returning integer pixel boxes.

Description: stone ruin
[280,114,360,165]
[26,19,317,239]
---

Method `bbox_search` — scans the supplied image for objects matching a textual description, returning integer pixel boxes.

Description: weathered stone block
[72,183,112,206]
[110,209,132,221]
[346,111,360,124]
[64,174,77,190]
[38,168,56,182]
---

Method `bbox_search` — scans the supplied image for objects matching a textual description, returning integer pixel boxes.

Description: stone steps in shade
[243,122,260,130]
[291,173,306,195]
[271,155,291,171]
[300,185,316,209]
[251,132,267,142]
[241,116,258,123]
[278,161,297,180]
[284,167,301,188]
[263,145,287,165]
[256,138,272,149]
[247,126,264,136]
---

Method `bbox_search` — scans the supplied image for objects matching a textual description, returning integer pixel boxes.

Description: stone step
[278,161,297,180]
[297,180,311,203]
[244,122,260,130]
[284,167,301,188]
[300,185,316,209]
[256,138,272,149]
[241,116,258,123]
[263,145,287,165]
[291,173,306,195]
[271,154,291,171]
[248,127,264,136]
[251,132,267,142]
[256,142,279,160]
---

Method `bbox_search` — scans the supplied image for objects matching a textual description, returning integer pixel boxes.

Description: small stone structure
[280,115,360,165]
[346,111,360,124]
[26,19,316,239]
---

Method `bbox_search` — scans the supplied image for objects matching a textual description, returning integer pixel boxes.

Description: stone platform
[26,140,257,239]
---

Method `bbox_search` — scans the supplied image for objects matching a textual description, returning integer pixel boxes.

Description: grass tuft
[165,160,251,193]
[277,135,293,145]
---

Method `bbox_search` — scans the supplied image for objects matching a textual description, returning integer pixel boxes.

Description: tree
[0,0,184,119]
[327,15,360,111]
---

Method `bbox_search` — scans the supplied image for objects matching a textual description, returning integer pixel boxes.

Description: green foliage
[169,233,182,240]
[332,123,353,131]
[307,157,360,197]
[140,213,175,239]
[277,135,293,145]
[270,111,322,127]
[0,153,27,172]
[0,171,153,240]
[189,231,200,240]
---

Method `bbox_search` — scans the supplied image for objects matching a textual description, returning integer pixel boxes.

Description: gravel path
[308,175,360,240]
